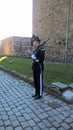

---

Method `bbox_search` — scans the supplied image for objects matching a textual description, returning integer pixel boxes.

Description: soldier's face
[33,41,39,48]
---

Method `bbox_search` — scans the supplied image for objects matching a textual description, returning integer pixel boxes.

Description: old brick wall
[0,37,14,56]
[0,36,32,57]
[13,36,32,57]
[33,0,73,63]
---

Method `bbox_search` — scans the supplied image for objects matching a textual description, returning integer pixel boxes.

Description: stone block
[51,82,68,93]
[62,90,73,104]
[48,82,69,96]
[68,83,73,89]
[51,82,68,89]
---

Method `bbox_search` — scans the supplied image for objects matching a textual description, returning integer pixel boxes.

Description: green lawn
[0,56,73,85]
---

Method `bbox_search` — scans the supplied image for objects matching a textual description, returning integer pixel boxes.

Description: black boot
[34,95,42,99]
[32,94,37,97]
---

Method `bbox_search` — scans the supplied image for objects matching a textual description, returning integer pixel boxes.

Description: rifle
[37,37,50,50]
[34,37,50,53]
[40,37,50,46]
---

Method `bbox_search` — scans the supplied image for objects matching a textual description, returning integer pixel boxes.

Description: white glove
[35,59,39,62]
[31,54,36,60]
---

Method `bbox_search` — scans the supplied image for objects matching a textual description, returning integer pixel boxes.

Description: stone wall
[0,36,32,57]
[32,0,73,63]
[13,36,32,57]
[0,37,14,56]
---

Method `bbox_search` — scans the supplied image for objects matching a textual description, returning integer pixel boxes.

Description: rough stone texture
[33,0,73,63]
[0,1,73,63]
[0,70,73,129]
[62,90,73,103]
[0,37,14,56]
[48,82,73,104]
[0,36,32,57]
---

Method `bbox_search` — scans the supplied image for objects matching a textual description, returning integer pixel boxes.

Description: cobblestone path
[0,70,73,130]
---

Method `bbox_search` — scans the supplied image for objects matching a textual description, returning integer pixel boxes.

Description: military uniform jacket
[32,45,45,72]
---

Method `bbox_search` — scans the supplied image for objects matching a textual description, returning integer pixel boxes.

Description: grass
[0,56,32,78]
[0,56,73,85]
[44,62,73,85]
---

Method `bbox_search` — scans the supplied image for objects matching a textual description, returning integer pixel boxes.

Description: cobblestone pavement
[0,70,73,130]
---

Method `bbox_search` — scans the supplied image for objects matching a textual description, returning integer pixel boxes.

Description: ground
[0,70,73,130]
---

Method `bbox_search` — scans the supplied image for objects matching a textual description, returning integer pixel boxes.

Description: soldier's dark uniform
[31,35,45,99]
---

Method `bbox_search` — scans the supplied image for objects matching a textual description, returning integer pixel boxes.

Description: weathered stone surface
[62,90,73,103]
[49,82,68,95]
[69,83,73,89]
[48,82,73,103]
[0,36,32,57]
[0,69,73,129]
[48,101,61,109]
[33,0,73,63]
[51,82,68,89]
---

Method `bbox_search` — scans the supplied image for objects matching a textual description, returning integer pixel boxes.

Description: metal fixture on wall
[65,0,70,63]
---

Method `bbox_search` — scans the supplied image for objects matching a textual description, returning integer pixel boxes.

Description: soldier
[31,34,45,99]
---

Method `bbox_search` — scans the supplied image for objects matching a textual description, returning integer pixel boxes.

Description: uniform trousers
[33,62,44,97]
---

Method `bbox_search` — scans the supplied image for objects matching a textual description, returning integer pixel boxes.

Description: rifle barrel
[42,37,50,45]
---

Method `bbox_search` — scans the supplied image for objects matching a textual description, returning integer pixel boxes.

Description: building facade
[32,0,73,63]
[0,36,32,57]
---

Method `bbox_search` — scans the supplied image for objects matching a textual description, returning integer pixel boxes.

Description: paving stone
[52,115,62,123]
[23,113,32,120]
[58,114,65,120]
[49,127,57,130]
[0,126,5,130]
[17,116,25,122]
[6,126,13,130]
[33,117,41,123]
[25,127,32,130]
[70,122,73,128]
[2,115,9,120]
[44,128,50,130]
[15,126,23,130]
[51,109,60,115]
[61,122,70,129]
[21,121,29,129]
[28,120,36,127]
[71,114,73,118]
[48,111,55,117]
[37,113,47,120]
[11,120,20,127]
[32,126,40,130]
[58,127,65,130]
[0,120,4,126]
[48,117,55,122]
[9,115,17,122]
[65,117,73,123]
[4,120,11,126]
[38,122,46,129]
[29,112,37,119]
[0,70,73,130]
[7,111,14,116]
[43,119,52,127]
[52,121,60,128]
